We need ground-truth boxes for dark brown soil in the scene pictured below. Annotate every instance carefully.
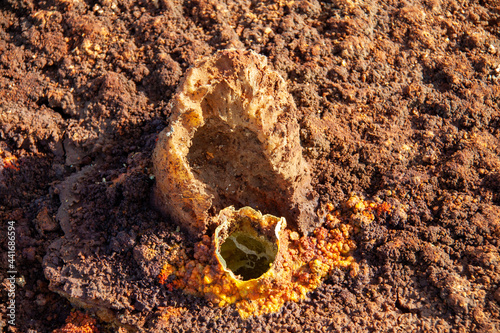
[1,0,500,332]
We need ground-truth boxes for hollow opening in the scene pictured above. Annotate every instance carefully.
[219,230,277,280]
[187,116,283,216]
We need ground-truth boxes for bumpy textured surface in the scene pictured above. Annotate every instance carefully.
[53,311,99,333]
[2,0,500,332]
[153,49,316,236]
[157,205,361,319]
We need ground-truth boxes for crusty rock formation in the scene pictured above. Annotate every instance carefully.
[153,49,317,236]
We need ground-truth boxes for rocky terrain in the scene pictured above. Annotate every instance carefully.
[1,0,500,332]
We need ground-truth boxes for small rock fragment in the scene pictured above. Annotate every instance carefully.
[494,287,500,304]
[36,207,59,232]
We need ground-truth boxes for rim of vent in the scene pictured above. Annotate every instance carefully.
[214,206,286,288]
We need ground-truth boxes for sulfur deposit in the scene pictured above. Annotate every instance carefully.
[158,205,363,318]
[153,49,316,236]
[156,198,396,319]
[53,311,99,333]
[153,50,392,318]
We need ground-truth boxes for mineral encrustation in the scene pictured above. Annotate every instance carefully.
[153,49,317,236]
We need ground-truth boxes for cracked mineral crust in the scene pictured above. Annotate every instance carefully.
[153,49,317,236]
